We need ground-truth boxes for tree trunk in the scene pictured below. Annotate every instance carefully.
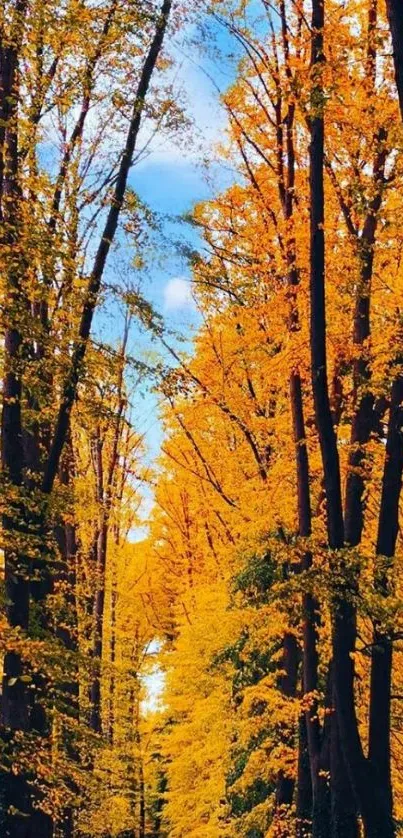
[53,446,79,837]
[1,6,35,833]
[90,515,108,733]
[309,0,344,552]
[386,0,403,120]
[275,632,299,813]
[296,713,313,837]
[330,687,358,838]
[368,374,403,831]
[311,669,332,838]
[108,573,117,745]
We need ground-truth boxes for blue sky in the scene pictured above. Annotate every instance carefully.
[93,14,241,532]
[132,13,239,320]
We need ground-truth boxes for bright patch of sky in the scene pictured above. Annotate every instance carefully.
[141,639,165,713]
[163,276,195,311]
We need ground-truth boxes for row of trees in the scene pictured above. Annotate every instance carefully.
[141,0,403,835]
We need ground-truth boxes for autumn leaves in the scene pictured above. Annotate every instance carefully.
[149,1,403,835]
[2,0,403,836]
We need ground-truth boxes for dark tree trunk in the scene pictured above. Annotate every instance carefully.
[1,0,29,733]
[53,446,79,837]
[139,757,146,838]
[330,688,358,838]
[278,11,325,816]
[90,522,108,733]
[296,714,313,837]
[337,39,386,834]
[309,0,344,552]
[311,670,332,838]
[344,61,387,548]
[108,575,117,744]
[386,0,403,120]
[290,372,333,833]
[275,632,299,811]
[368,374,403,829]
[0,6,35,833]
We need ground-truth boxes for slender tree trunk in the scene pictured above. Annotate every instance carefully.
[296,714,313,837]
[386,0,403,120]
[139,757,146,838]
[0,7,38,834]
[382,16,403,820]
[309,0,344,552]
[90,520,108,733]
[134,693,146,838]
[368,375,403,826]
[344,0,386,547]
[275,632,299,814]
[108,572,117,745]
[344,149,387,548]
[330,685,358,838]
[290,371,333,835]
[311,669,332,838]
[276,12,326,817]
[54,446,79,838]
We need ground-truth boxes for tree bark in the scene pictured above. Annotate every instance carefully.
[309,0,344,552]
[330,685,358,838]
[108,572,117,745]
[296,713,313,837]
[54,445,79,837]
[275,632,299,813]
[368,374,403,827]
[0,6,35,834]
[386,0,403,120]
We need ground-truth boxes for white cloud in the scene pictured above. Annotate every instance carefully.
[163,276,194,311]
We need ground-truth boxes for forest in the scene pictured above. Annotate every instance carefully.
[2,0,403,836]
